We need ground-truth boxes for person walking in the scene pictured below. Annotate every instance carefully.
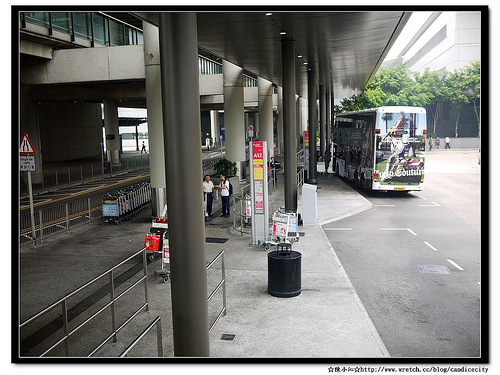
[435,136,440,149]
[445,136,451,149]
[203,175,214,217]
[428,137,433,151]
[270,157,278,184]
[217,174,230,217]
[324,149,332,173]
[141,141,147,154]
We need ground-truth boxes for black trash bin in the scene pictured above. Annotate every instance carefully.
[268,243,301,298]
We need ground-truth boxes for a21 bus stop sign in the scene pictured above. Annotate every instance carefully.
[20,133,36,155]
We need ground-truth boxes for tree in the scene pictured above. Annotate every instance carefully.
[414,69,450,134]
[447,69,471,137]
[460,61,481,137]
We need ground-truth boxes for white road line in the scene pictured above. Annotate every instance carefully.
[447,259,464,271]
[418,202,441,207]
[418,195,428,200]
[374,205,396,207]
[379,228,417,235]
[424,241,438,251]
[323,228,352,231]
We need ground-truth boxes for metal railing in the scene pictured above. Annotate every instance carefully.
[19,249,149,357]
[24,154,150,193]
[231,169,278,236]
[120,316,163,357]
[20,195,103,247]
[207,250,227,333]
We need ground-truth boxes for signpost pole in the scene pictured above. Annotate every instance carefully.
[20,133,37,247]
[27,171,36,247]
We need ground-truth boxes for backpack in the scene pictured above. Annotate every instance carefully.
[228,181,233,196]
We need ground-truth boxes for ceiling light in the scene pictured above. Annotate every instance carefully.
[265,12,272,16]
[303,62,308,65]
[297,55,302,58]
[280,31,286,35]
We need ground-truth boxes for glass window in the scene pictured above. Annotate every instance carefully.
[73,13,92,41]
[23,12,50,28]
[52,12,72,34]
[109,19,124,46]
[92,13,107,45]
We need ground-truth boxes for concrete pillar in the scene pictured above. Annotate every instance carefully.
[296,94,300,148]
[210,110,220,146]
[258,77,274,158]
[277,86,284,155]
[319,84,326,159]
[308,70,318,184]
[158,12,210,357]
[281,39,297,211]
[326,88,331,151]
[103,100,120,164]
[223,59,246,179]
[143,21,167,217]
[20,87,43,184]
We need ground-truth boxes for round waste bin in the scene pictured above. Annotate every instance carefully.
[268,243,301,298]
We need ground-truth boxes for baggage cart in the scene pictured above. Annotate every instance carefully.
[260,208,304,251]
[144,217,168,262]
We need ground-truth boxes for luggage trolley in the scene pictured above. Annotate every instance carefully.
[144,218,170,282]
[261,208,303,251]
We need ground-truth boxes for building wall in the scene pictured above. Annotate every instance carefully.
[407,11,481,73]
[38,102,103,162]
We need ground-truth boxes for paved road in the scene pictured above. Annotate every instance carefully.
[323,150,481,358]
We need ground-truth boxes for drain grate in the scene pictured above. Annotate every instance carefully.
[220,334,236,341]
[417,264,451,274]
[206,237,229,244]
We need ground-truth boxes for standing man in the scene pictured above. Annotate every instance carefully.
[324,149,332,174]
[217,174,230,217]
[445,136,451,149]
[203,175,214,217]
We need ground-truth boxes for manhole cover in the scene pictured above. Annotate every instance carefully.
[417,264,451,274]
[205,237,229,243]
[220,334,236,341]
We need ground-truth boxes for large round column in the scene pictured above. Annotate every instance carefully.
[258,77,274,158]
[143,21,167,217]
[222,60,246,179]
[319,84,326,159]
[308,70,317,184]
[277,86,284,155]
[103,100,120,165]
[158,12,210,357]
[282,38,297,211]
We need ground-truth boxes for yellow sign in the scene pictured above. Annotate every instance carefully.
[254,166,263,180]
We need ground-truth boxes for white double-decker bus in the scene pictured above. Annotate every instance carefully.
[332,106,426,191]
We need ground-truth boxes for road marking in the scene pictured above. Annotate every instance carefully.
[424,241,438,251]
[70,185,105,195]
[323,228,352,231]
[418,195,428,200]
[380,228,417,236]
[418,201,441,207]
[446,259,464,271]
[374,204,396,207]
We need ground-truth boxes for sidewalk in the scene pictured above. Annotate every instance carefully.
[19,171,388,359]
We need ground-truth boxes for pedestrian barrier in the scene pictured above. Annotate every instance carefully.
[19,249,150,357]
[101,182,151,224]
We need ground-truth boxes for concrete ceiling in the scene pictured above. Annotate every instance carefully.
[119,9,411,103]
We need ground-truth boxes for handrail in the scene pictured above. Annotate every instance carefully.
[206,250,226,333]
[119,316,163,357]
[19,248,149,357]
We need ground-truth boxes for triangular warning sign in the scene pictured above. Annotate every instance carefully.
[20,133,36,155]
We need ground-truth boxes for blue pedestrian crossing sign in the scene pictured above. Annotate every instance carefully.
[20,133,35,155]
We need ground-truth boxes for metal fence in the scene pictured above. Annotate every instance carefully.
[19,249,150,357]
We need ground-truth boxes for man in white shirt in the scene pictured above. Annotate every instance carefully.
[203,175,215,217]
[217,174,230,217]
